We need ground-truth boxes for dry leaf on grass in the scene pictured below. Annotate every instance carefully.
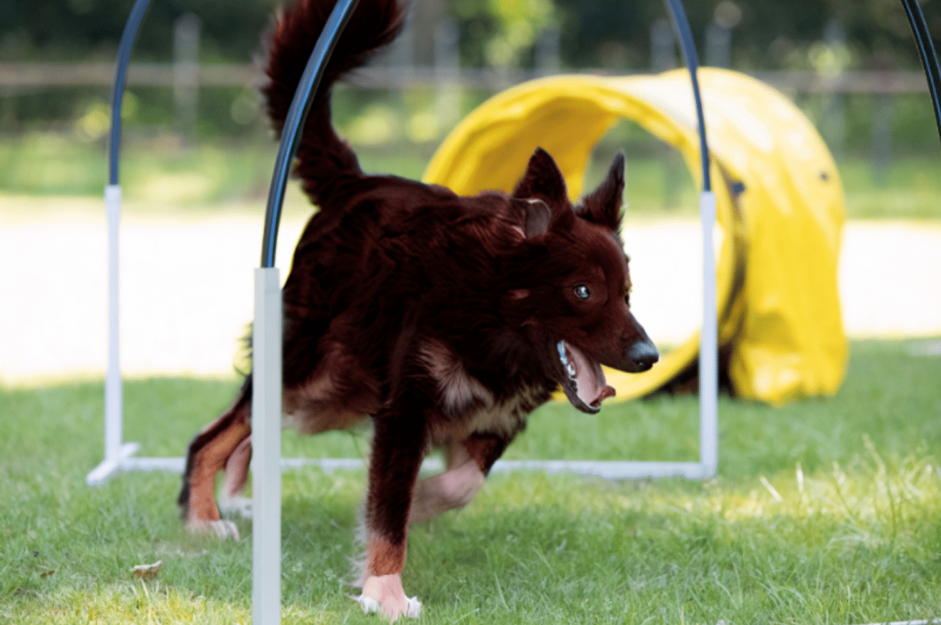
[131,560,162,580]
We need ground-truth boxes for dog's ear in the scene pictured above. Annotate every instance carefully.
[513,147,568,206]
[576,151,625,233]
[510,198,553,238]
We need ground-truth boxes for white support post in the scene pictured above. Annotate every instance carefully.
[105,184,123,465]
[87,185,140,486]
[252,267,282,625]
[699,190,719,478]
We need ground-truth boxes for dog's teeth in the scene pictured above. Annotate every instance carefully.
[557,341,577,379]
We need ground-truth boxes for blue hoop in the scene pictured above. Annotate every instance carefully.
[261,0,361,268]
[108,0,153,186]
[104,0,711,261]
[901,0,941,145]
[663,0,711,193]
[258,0,711,267]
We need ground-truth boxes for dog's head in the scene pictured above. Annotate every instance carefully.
[503,148,659,414]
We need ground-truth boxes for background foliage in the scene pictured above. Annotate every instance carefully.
[3,0,940,68]
[1,0,940,204]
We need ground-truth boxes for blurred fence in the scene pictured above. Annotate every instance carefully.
[0,6,936,165]
[0,61,931,93]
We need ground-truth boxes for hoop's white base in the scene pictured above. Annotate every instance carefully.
[86,455,713,481]
[85,441,141,486]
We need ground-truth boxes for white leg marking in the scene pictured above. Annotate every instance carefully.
[187,518,240,541]
[353,573,421,621]
[219,494,253,520]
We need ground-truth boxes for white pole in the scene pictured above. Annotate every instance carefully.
[86,185,127,487]
[105,184,123,465]
[86,184,141,486]
[699,190,719,478]
[252,267,282,625]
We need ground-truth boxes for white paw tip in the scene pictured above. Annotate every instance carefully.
[220,496,253,520]
[216,520,240,540]
[353,593,381,614]
[404,596,422,618]
[350,594,422,619]
[187,519,239,541]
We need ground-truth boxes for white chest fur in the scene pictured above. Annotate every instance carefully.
[419,339,539,438]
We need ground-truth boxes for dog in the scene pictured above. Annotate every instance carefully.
[177,0,659,619]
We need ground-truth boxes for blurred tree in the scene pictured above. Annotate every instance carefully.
[549,0,939,71]
[0,0,278,62]
[2,0,939,148]
[450,0,557,68]
[1,0,938,70]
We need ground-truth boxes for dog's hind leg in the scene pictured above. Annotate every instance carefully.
[409,434,510,524]
[178,379,253,540]
[219,435,252,519]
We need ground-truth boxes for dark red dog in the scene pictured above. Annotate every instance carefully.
[178,0,658,618]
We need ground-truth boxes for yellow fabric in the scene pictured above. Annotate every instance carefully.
[423,68,847,405]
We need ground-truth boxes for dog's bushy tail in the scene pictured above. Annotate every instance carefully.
[262,0,405,208]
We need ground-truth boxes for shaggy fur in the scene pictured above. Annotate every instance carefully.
[177,0,659,619]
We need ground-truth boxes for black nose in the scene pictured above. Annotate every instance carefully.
[628,339,659,371]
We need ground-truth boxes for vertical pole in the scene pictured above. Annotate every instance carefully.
[822,19,847,159]
[105,184,123,465]
[173,13,201,147]
[434,17,460,134]
[705,22,731,68]
[699,190,718,478]
[252,267,282,625]
[871,91,893,186]
[536,24,561,76]
[650,19,676,72]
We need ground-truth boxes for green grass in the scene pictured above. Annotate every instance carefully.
[1,132,940,220]
[2,339,940,623]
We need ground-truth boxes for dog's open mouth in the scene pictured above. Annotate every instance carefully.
[556,340,616,414]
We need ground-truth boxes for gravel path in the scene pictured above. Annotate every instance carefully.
[2,203,940,384]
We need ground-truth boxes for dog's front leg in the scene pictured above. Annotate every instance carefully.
[409,433,510,524]
[355,409,427,621]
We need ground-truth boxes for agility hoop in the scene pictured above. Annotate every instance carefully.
[665,0,719,479]
[255,2,718,483]
[86,0,153,488]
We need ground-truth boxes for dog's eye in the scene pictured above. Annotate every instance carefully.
[574,285,591,300]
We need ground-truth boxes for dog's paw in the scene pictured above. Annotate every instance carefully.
[186,518,240,541]
[353,574,421,621]
[353,593,382,614]
[219,494,253,520]
[352,594,422,621]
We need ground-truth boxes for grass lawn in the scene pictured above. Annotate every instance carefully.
[1,339,940,623]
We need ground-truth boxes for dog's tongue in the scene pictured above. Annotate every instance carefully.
[565,342,616,408]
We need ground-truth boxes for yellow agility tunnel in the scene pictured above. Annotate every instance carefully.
[423,68,847,406]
